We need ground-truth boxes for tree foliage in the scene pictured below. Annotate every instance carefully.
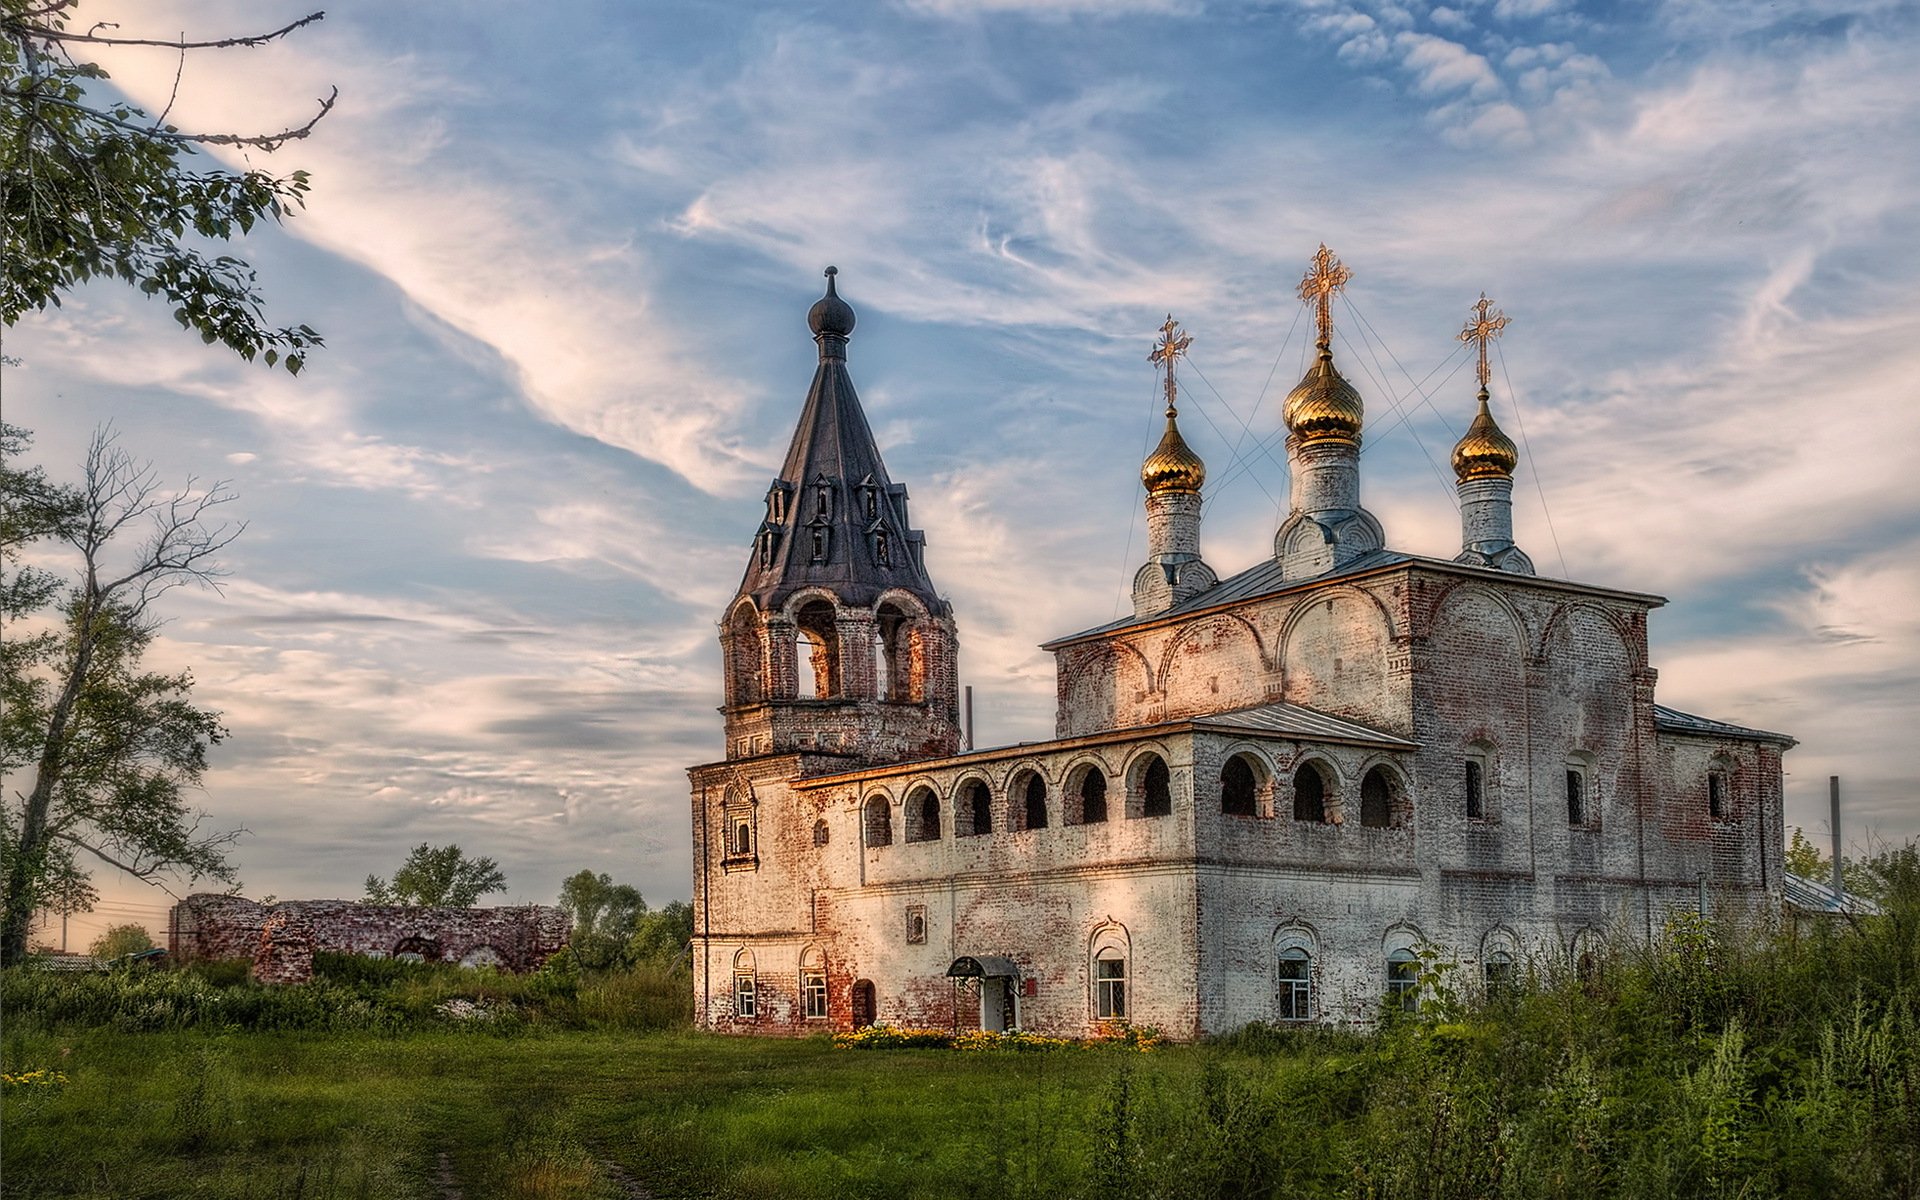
[556,869,691,970]
[1,424,239,964]
[1786,826,1888,900]
[0,0,332,370]
[365,844,507,909]
[86,919,149,959]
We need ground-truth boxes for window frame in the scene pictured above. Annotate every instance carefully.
[1277,947,1313,1021]
[1386,949,1419,1012]
[733,971,757,1019]
[1094,950,1127,1020]
[802,969,828,1019]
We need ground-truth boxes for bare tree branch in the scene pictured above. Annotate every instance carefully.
[0,84,339,150]
[6,10,325,52]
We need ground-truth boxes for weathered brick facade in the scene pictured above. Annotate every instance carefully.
[169,894,570,982]
[691,271,1793,1040]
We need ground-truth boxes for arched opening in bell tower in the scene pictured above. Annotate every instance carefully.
[794,599,840,699]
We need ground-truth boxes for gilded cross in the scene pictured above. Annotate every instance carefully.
[1457,293,1510,390]
[1296,243,1352,347]
[1149,314,1193,417]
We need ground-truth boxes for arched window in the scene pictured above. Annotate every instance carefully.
[1293,762,1326,822]
[1483,949,1515,994]
[1464,759,1484,820]
[1565,758,1590,826]
[1386,949,1419,1012]
[812,818,830,846]
[960,780,992,836]
[800,947,828,1019]
[1071,767,1108,825]
[733,948,757,1019]
[863,795,892,847]
[794,599,839,699]
[1360,766,1396,828]
[874,601,924,704]
[724,604,764,707]
[1278,947,1313,1021]
[1142,756,1172,818]
[1094,949,1127,1019]
[851,979,876,1029]
[905,786,940,843]
[1221,755,1259,817]
[1707,770,1727,820]
[733,820,752,857]
[1016,772,1048,831]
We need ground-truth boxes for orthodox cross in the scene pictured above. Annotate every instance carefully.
[1296,243,1352,347]
[1457,293,1510,390]
[1149,314,1193,417]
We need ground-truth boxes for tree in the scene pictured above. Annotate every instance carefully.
[0,425,239,964]
[627,899,692,968]
[1,0,332,371]
[558,869,646,969]
[365,844,507,909]
[87,920,150,959]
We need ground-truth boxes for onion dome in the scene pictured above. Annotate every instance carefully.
[1283,341,1365,444]
[1451,387,1519,481]
[1142,410,1206,494]
[807,266,856,338]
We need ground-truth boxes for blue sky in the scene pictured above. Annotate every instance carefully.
[7,0,1918,946]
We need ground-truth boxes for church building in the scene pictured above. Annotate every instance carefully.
[688,251,1793,1038]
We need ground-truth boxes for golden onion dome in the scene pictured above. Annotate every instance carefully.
[1142,411,1206,494]
[1283,342,1364,444]
[1451,388,1519,482]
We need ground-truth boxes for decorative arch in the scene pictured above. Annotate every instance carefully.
[873,591,932,704]
[790,595,843,700]
[1278,585,1396,718]
[1424,579,1528,646]
[1122,745,1175,819]
[1274,922,1319,1021]
[1290,755,1338,823]
[1218,744,1276,818]
[1535,600,1645,670]
[1008,765,1049,831]
[904,783,941,842]
[1158,614,1269,720]
[1063,756,1113,825]
[862,792,894,847]
[722,598,766,707]
[952,774,994,836]
[1357,759,1411,829]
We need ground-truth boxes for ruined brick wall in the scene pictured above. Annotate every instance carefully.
[169,895,570,979]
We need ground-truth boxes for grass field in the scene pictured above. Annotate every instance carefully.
[4,861,1918,1200]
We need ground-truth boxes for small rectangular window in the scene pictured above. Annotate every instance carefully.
[905,904,927,945]
[1565,769,1585,826]
[1708,772,1726,819]
[802,970,827,1019]
[1464,759,1484,820]
[1095,955,1127,1019]
[734,973,756,1018]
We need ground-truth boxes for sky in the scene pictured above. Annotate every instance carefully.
[5,0,1918,950]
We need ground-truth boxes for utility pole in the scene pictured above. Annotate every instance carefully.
[1830,775,1844,902]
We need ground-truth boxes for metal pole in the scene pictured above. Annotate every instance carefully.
[964,685,974,752]
[1829,775,1844,901]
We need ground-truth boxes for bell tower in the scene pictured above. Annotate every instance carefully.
[717,268,961,766]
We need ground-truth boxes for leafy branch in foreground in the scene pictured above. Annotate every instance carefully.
[0,0,332,371]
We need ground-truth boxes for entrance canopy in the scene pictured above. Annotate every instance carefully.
[947,954,1020,979]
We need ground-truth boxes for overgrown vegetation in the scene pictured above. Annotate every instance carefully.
[3,843,1915,1199]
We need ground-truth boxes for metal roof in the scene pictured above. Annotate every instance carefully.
[1784,871,1881,916]
[1193,701,1418,748]
[1653,704,1796,746]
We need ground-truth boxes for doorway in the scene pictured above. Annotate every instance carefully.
[851,979,876,1029]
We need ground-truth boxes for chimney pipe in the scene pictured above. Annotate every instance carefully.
[1829,775,1844,901]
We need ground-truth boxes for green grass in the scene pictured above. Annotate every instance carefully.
[4,850,1917,1199]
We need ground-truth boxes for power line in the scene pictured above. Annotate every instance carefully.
[1494,341,1570,580]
